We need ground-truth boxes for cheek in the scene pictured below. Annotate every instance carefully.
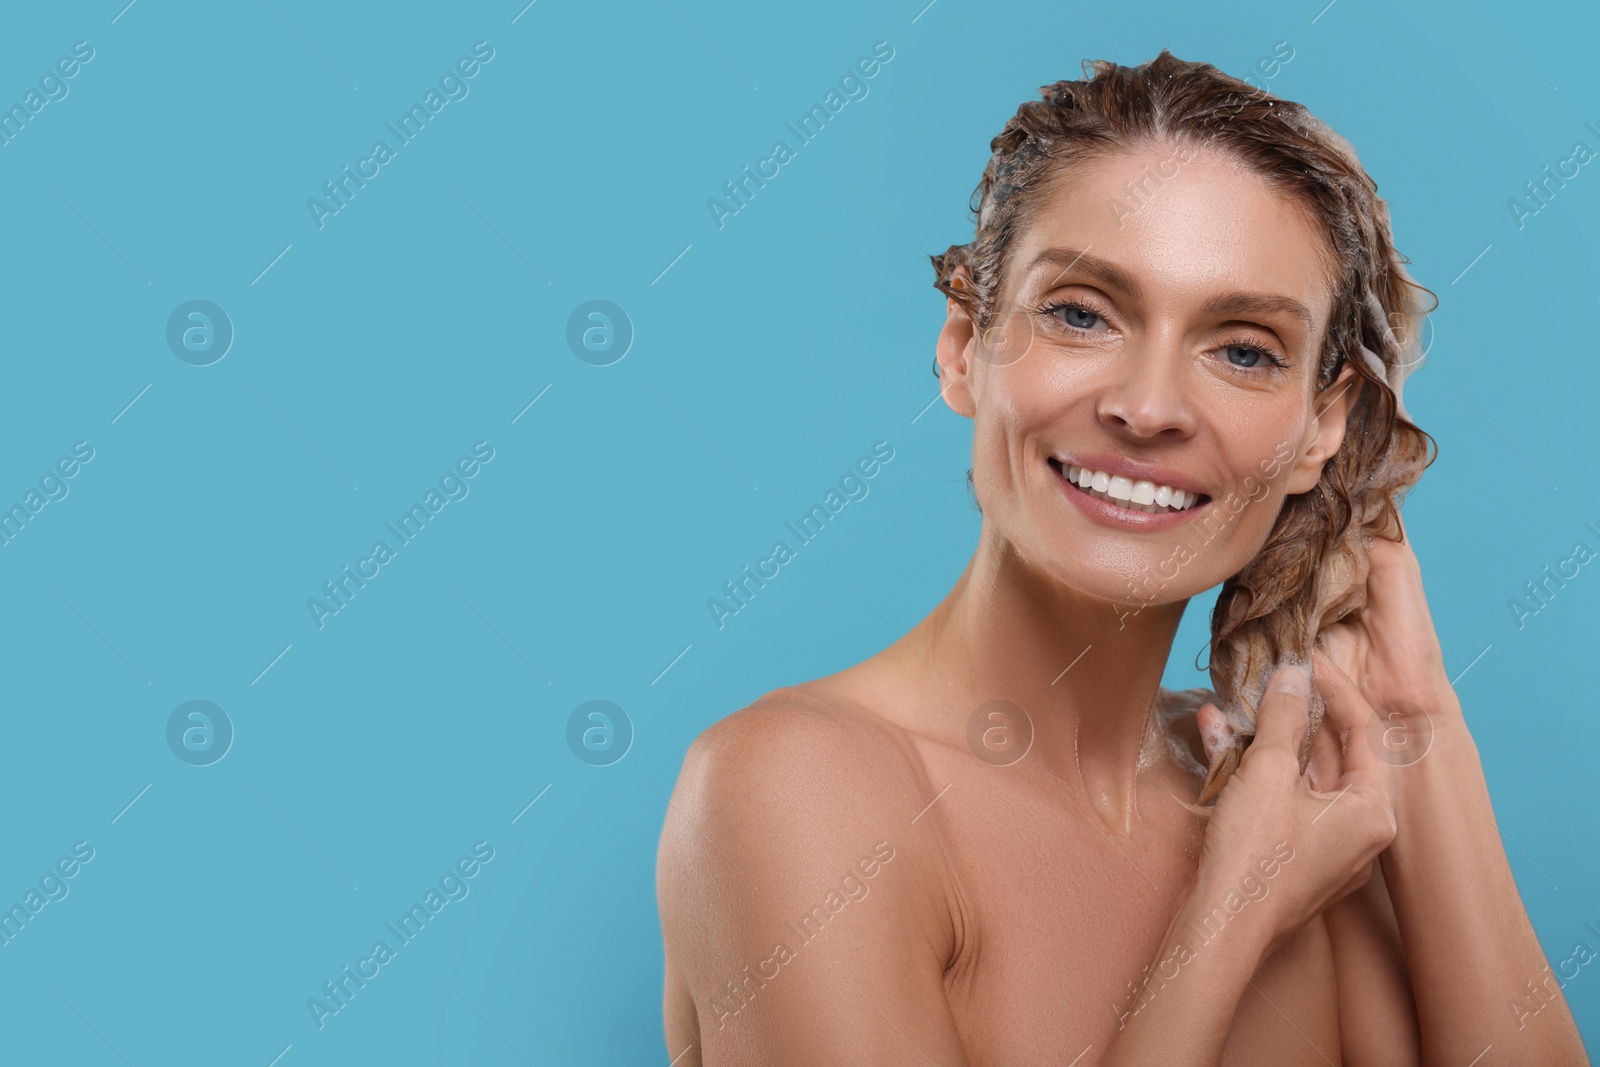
[975,357,1053,443]
[968,391,1032,497]
[976,309,1039,368]
[1214,403,1310,493]
[986,338,1098,439]
[1226,494,1287,552]
[1187,474,1290,575]
[967,366,1070,525]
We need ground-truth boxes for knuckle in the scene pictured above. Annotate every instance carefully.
[1365,808,1398,850]
[1329,791,1397,851]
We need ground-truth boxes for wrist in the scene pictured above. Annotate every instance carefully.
[1368,684,1471,776]
[1389,719,1485,838]
[1178,865,1281,971]
[1403,704,1480,780]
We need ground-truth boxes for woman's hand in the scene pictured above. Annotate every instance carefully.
[1315,510,1462,729]
[1190,662,1398,962]
[1107,666,1400,1065]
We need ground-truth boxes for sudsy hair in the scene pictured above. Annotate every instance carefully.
[929,49,1438,805]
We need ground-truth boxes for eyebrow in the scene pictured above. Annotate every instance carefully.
[1024,246,1317,338]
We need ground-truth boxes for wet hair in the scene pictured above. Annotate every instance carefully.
[929,49,1438,805]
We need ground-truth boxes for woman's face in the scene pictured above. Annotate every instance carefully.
[937,140,1359,613]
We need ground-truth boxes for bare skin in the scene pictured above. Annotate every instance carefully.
[656,142,1590,1065]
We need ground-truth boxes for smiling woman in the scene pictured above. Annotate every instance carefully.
[657,49,1590,1066]
[929,75,1438,804]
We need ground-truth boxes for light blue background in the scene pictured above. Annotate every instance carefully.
[0,0,1595,1063]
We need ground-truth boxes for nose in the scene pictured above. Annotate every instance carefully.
[1092,336,1198,442]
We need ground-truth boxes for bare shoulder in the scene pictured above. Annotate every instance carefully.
[659,683,948,886]
[675,684,932,810]
[656,684,965,1063]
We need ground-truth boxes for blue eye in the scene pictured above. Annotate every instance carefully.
[1036,299,1289,372]
[1215,338,1289,371]
[1225,344,1265,368]
[1056,305,1102,330]
[1037,300,1112,332]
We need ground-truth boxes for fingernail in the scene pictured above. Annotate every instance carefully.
[1268,662,1309,696]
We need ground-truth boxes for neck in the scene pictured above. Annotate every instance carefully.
[905,521,1192,832]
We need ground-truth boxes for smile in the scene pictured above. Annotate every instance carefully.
[1048,456,1213,530]
[1053,459,1206,513]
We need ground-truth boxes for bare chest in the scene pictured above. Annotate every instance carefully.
[921,751,1342,1065]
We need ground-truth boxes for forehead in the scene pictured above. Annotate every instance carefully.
[1004,143,1336,323]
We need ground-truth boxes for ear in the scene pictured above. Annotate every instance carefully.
[935,268,980,419]
[1285,362,1362,495]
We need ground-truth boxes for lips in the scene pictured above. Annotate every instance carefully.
[1048,456,1213,530]
[1057,461,1204,514]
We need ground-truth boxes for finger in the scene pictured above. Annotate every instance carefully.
[1310,649,1383,779]
[1251,662,1312,758]
[1316,624,1360,680]
[1304,700,1345,791]
[1311,648,1372,733]
[1360,517,1434,632]
[1196,702,1234,767]
[1313,633,1383,711]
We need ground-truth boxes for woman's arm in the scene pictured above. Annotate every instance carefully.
[1369,690,1586,1064]
[1098,868,1282,1064]
[1320,858,1422,1063]
[1310,516,1589,1065]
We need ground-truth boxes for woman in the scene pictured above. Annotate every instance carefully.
[656,50,1589,1065]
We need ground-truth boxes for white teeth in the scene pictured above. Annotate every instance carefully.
[1059,461,1202,513]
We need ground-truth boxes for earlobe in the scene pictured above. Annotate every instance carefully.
[1285,365,1362,495]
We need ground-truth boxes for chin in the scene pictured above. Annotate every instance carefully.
[1032,533,1240,615]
